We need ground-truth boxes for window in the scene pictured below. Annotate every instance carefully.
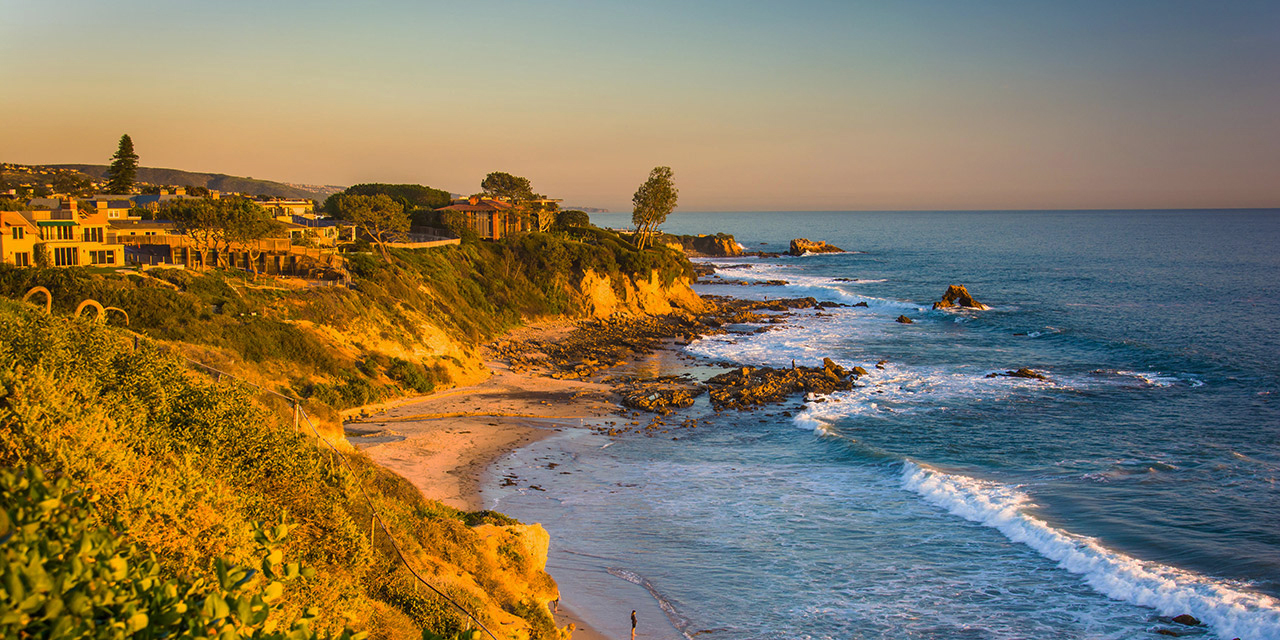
[53,246,78,266]
[89,250,116,265]
[56,226,74,241]
[83,227,103,243]
[11,227,23,240]
[14,252,30,267]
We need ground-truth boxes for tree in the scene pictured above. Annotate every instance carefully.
[555,209,591,229]
[105,134,139,194]
[323,183,451,216]
[227,207,284,278]
[480,172,534,202]
[331,193,408,261]
[163,197,271,269]
[631,166,678,249]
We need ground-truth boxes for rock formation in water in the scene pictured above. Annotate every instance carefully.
[896,315,914,324]
[932,284,989,310]
[985,368,1049,380]
[787,238,845,256]
[661,233,744,257]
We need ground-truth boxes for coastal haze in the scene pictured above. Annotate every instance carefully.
[3,1,1279,211]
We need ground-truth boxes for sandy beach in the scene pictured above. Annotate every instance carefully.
[347,321,625,639]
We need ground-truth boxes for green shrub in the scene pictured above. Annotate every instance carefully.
[0,465,361,640]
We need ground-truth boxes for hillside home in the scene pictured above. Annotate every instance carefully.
[5,198,124,267]
[256,197,314,217]
[0,211,40,267]
[435,196,529,240]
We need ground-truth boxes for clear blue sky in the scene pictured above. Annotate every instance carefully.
[3,0,1277,210]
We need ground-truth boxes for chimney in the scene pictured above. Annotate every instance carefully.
[469,195,480,205]
[174,187,186,195]
[159,188,169,195]
[96,200,106,209]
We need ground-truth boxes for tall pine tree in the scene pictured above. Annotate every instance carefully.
[105,134,139,194]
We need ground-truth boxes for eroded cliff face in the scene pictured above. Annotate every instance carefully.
[415,523,563,640]
[577,269,705,318]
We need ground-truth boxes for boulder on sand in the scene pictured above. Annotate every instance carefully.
[932,285,989,310]
[788,238,845,256]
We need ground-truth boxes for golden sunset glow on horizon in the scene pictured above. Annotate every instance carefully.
[3,1,1278,211]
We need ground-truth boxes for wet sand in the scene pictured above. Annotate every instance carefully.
[347,322,622,639]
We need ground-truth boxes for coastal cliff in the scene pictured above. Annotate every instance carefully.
[0,227,701,639]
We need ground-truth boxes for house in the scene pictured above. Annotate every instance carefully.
[0,211,40,267]
[256,197,314,218]
[86,196,137,221]
[279,214,345,246]
[435,196,529,240]
[4,198,124,267]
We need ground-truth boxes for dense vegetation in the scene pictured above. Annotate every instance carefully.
[0,229,689,414]
[0,225,693,638]
[0,300,558,639]
[325,184,452,214]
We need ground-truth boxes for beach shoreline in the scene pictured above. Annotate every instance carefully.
[347,320,633,640]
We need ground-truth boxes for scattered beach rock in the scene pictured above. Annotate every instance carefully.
[875,360,888,369]
[985,368,1049,380]
[896,315,914,324]
[1171,615,1201,627]
[932,284,990,310]
[852,301,869,307]
[787,238,845,256]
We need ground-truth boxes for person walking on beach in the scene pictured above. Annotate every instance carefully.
[631,610,637,639]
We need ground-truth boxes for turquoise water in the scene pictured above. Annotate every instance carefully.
[491,211,1280,640]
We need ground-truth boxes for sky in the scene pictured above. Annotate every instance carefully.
[2,0,1278,211]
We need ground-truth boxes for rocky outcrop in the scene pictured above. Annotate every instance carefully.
[661,233,744,257]
[932,285,989,310]
[620,377,706,414]
[706,359,865,410]
[985,368,1048,380]
[1170,615,1201,627]
[788,238,845,256]
[896,315,914,324]
[576,269,706,317]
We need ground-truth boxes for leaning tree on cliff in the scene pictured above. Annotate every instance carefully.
[631,166,678,249]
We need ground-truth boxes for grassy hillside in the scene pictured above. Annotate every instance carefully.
[49,164,345,200]
[0,299,562,639]
[0,230,694,428]
[0,229,698,638]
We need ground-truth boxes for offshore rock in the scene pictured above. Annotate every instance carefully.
[896,315,914,324]
[985,368,1049,380]
[1170,615,1201,627]
[706,360,864,410]
[788,238,845,256]
[932,284,990,310]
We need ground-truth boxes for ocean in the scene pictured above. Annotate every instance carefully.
[489,210,1280,640]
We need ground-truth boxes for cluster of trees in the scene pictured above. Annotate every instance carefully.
[161,198,282,274]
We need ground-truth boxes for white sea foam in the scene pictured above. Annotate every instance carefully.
[902,461,1280,640]
[792,362,1055,429]
[707,262,917,309]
